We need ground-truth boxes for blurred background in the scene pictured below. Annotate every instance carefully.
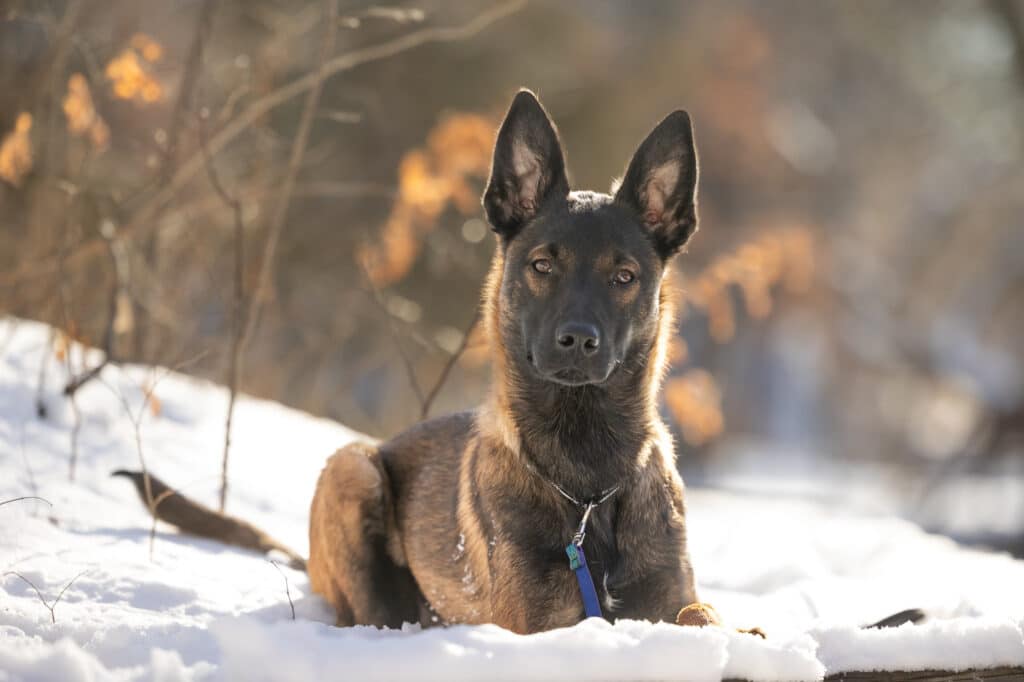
[1,1,1022,554]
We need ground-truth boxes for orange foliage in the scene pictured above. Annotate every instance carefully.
[359,113,495,285]
[143,380,162,418]
[130,33,164,63]
[54,331,69,363]
[0,113,33,187]
[664,225,815,445]
[105,34,164,104]
[63,74,110,150]
[664,369,724,447]
[680,226,814,343]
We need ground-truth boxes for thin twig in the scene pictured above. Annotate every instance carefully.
[67,389,82,482]
[148,488,178,556]
[0,317,19,357]
[0,496,53,508]
[55,213,84,481]
[19,425,41,503]
[35,328,55,419]
[100,351,208,559]
[268,559,296,620]
[63,218,122,399]
[102,377,155,554]
[219,0,338,513]
[199,109,247,517]
[160,0,219,190]
[0,1,527,290]
[238,0,339,353]
[136,0,219,359]
[358,259,425,409]
[991,0,1024,88]
[38,0,84,172]
[63,361,108,396]
[3,570,88,624]
[161,180,396,227]
[420,308,480,419]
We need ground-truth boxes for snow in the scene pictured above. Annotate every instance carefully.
[1,317,1023,681]
[813,618,1024,674]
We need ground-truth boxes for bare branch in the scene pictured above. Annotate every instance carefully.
[0,0,527,290]
[3,570,88,624]
[19,425,41,504]
[35,328,55,419]
[218,0,339,512]
[161,0,219,184]
[55,212,85,481]
[148,489,178,559]
[358,258,425,411]
[421,309,480,420]
[63,218,123,400]
[63,361,108,396]
[37,0,85,169]
[0,496,53,508]
[268,560,296,620]
[990,0,1024,87]
[198,109,248,517]
[238,0,339,352]
[51,570,89,614]
[100,351,208,560]
[136,0,219,358]
[67,391,82,482]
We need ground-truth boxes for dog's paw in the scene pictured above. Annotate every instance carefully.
[675,602,722,627]
[675,603,767,638]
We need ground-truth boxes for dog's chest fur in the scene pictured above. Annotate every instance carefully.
[385,415,691,632]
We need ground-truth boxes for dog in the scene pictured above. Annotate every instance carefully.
[118,90,920,636]
[306,90,703,632]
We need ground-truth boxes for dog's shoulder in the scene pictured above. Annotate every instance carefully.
[379,410,478,499]
[381,409,477,455]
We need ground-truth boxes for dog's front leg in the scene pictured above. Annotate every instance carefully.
[487,547,589,633]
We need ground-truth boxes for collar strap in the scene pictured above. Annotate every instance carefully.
[522,458,621,509]
[564,494,616,620]
[519,459,619,621]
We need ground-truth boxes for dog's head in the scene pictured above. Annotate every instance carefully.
[482,90,698,390]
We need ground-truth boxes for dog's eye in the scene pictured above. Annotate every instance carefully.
[532,258,553,274]
[613,269,635,285]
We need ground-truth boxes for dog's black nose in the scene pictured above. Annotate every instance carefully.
[555,321,601,356]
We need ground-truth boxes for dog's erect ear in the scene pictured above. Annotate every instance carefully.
[614,111,699,259]
[483,90,569,242]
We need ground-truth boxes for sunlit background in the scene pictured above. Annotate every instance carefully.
[2,1,1022,554]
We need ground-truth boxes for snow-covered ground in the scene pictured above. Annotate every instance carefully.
[1,317,1022,681]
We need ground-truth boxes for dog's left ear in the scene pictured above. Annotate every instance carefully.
[614,111,699,259]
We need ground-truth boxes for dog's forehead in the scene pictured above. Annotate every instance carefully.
[567,190,614,213]
[524,191,652,260]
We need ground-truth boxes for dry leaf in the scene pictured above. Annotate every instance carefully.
[0,113,33,187]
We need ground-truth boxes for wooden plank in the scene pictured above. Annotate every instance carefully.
[824,666,1024,681]
[726,666,1024,682]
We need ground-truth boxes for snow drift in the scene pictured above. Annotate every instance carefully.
[1,318,1023,681]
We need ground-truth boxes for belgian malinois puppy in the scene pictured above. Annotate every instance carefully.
[306,90,706,632]
[118,90,924,636]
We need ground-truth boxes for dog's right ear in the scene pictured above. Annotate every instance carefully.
[483,90,569,242]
